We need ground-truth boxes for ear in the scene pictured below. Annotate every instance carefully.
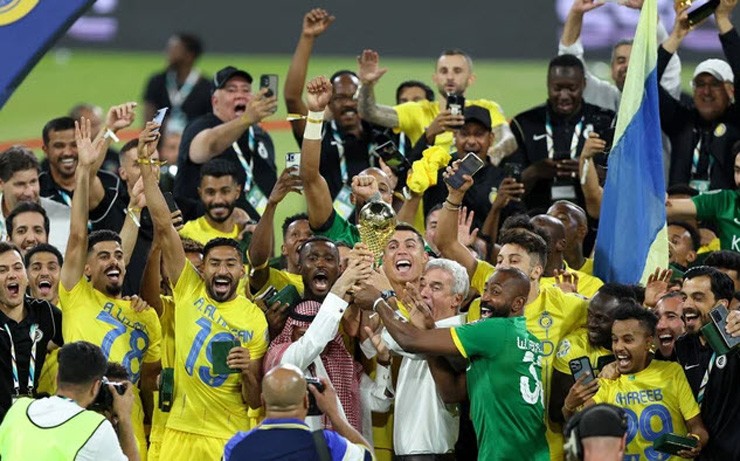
[488,132,495,144]
[83,262,92,278]
[530,263,544,281]
[118,166,128,182]
[468,73,477,87]
[686,250,697,264]
[452,293,464,309]
[576,224,588,241]
[511,296,526,315]
[555,238,567,253]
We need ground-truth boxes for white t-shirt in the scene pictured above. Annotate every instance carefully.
[27,396,127,461]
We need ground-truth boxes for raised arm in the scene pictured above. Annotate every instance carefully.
[435,160,478,279]
[188,90,277,164]
[481,177,525,242]
[356,50,399,128]
[139,122,187,285]
[248,167,302,292]
[140,242,164,316]
[716,0,739,90]
[285,9,335,141]
[300,76,336,229]
[560,0,603,47]
[579,133,605,219]
[60,118,103,291]
[120,177,145,265]
[666,198,697,220]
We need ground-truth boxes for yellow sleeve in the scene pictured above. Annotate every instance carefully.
[466,298,481,323]
[178,220,198,241]
[561,293,589,336]
[468,99,508,128]
[58,277,93,313]
[470,260,495,294]
[575,271,604,298]
[674,364,701,421]
[142,310,163,364]
[173,262,201,299]
[553,336,579,374]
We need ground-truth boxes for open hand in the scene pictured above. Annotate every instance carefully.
[74,117,105,167]
[357,49,388,85]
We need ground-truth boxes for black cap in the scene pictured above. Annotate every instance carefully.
[213,66,253,90]
[577,404,628,439]
[463,105,492,131]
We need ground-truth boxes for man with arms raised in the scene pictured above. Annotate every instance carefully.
[59,119,162,458]
[139,121,268,460]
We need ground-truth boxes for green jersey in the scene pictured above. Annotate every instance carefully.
[692,190,740,251]
[314,211,360,247]
[451,316,550,461]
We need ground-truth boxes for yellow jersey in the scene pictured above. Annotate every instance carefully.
[59,278,162,458]
[179,216,240,245]
[578,258,594,276]
[593,360,700,461]
[540,263,603,298]
[151,295,176,447]
[553,327,612,375]
[394,99,508,149]
[167,262,269,439]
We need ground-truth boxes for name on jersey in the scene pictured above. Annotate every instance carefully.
[102,302,150,334]
[614,389,664,406]
[517,337,542,354]
[194,297,255,343]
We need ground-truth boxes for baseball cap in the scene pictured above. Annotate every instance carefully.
[692,59,734,84]
[213,66,253,90]
[463,105,492,131]
[577,404,628,439]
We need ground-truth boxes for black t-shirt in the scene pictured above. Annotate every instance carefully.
[174,113,276,221]
[293,120,379,199]
[39,169,123,226]
[0,297,63,422]
[143,70,212,131]
[675,334,740,460]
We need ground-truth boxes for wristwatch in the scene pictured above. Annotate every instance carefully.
[380,290,396,301]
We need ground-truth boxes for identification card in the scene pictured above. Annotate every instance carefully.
[333,185,355,221]
[247,186,268,216]
[551,184,577,201]
[689,180,710,194]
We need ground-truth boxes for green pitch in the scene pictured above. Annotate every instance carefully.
[0,50,698,251]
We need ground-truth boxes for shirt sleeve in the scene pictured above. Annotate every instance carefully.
[553,337,576,374]
[51,305,64,346]
[323,430,373,461]
[451,319,506,359]
[143,310,162,364]
[58,277,93,314]
[173,261,201,300]
[394,101,425,141]
[280,293,348,370]
[470,259,495,294]
[80,419,128,461]
[244,304,269,360]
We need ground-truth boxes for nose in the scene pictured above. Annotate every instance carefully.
[656,315,668,331]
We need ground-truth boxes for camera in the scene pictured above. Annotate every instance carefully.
[446,93,465,116]
[305,376,325,416]
[372,132,410,176]
[90,377,127,412]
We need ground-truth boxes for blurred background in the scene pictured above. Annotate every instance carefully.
[0,0,732,245]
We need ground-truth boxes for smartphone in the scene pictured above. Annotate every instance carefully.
[687,0,720,26]
[444,152,485,189]
[152,107,168,132]
[286,152,300,176]
[653,433,698,455]
[373,138,410,175]
[701,304,740,354]
[503,163,523,182]
[446,93,465,116]
[260,74,279,99]
[266,285,301,309]
[163,191,179,213]
[305,376,325,416]
[211,340,241,375]
[158,367,174,412]
[569,356,596,385]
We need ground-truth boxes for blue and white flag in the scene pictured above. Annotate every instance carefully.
[594,0,668,284]
[0,0,94,109]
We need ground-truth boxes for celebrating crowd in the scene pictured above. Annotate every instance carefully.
[0,0,739,460]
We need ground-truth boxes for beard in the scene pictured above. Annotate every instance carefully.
[206,202,236,223]
[105,284,123,297]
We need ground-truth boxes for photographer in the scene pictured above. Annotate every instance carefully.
[224,364,373,461]
[0,341,139,461]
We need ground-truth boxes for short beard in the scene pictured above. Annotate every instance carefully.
[206,283,235,303]
[105,284,123,297]
[207,204,235,223]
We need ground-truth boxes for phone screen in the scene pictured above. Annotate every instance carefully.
[260,74,278,99]
[152,107,168,132]
[569,357,595,385]
[444,152,485,189]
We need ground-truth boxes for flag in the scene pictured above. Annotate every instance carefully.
[593,0,668,284]
[0,0,94,109]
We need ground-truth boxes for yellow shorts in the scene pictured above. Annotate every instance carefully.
[148,440,161,461]
[160,427,229,461]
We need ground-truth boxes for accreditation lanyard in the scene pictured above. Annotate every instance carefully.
[4,323,41,397]
[232,127,257,192]
[330,121,349,185]
[697,352,716,406]
[545,112,584,160]
[398,132,407,156]
[691,134,714,177]
[165,69,200,109]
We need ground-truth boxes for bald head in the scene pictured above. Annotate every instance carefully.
[495,267,531,299]
[262,365,308,414]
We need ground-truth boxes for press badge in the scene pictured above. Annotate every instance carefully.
[247,186,268,216]
[551,184,577,201]
[333,185,355,220]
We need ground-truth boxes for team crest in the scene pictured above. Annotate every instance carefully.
[0,0,39,25]
[716,355,727,369]
[538,311,553,330]
[556,339,571,358]
[714,123,726,138]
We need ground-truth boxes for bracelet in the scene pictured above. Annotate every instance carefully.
[303,110,324,140]
[445,199,462,207]
[687,433,701,442]
[443,200,461,211]
[372,297,385,312]
[103,128,120,143]
[136,158,167,166]
[126,207,141,228]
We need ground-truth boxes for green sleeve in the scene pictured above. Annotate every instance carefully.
[312,210,360,247]
[692,190,730,222]
[453,319,506,359]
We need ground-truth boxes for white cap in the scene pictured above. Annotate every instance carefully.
[693,59,734,83]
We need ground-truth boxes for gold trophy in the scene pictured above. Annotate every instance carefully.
[358,200,397,262]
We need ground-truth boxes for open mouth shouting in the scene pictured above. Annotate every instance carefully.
[615,351,632,373]
[212,276,233,298]
[6,281,20,299]
[58,156,78,172]
[37,279,53,298]
[311,270,330,293]
[105,267,121,285]
[234,104,247,117]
